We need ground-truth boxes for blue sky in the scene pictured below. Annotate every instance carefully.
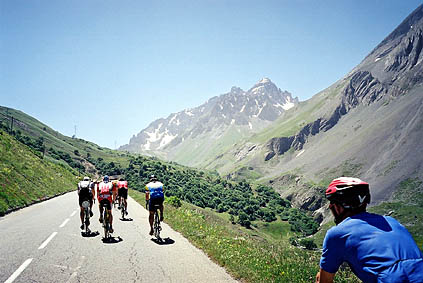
[1,1,422,149]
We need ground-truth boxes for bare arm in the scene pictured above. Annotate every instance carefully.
[315,269,335,283]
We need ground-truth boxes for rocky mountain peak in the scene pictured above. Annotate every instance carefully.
[248,78,279,95]
[120,78,298,158]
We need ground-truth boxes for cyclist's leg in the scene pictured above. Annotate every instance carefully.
[79,206,85,229]
[118,189,122,207]
[99,199,104,223]
[149,211,154,235]
[148,199,154,235]
[159,198,164,221]
[123,189,128,213]
[108,200,114,232]
[89,194,94,217]
[78,196,85,229]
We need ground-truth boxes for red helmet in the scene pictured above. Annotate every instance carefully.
[326,177,370,209]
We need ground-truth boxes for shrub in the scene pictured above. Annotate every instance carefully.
[166,196,182,208]
[299,238,317,250]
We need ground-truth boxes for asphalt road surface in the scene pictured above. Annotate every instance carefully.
[0,191,237,283]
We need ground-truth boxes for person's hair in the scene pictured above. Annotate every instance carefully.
[119,178,124,181]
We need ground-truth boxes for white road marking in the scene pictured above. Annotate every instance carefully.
[59,218,70,228]
[70,210,77,217]
[38,232,58,250]
[4,258,33,283]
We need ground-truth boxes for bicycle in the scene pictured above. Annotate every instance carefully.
[81,200,91,234]
[102,203,113,239]
[152,204,162,241]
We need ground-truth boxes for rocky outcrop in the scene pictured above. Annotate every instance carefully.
[264,71,388,160]
[264,6,423,162]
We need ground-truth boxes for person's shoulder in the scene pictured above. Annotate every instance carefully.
[326,218,357,237]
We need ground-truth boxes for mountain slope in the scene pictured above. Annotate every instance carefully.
[216,4,423,209]
[120,78,298,167]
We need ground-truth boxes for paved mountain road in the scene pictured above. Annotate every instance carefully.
[0,191,237,283]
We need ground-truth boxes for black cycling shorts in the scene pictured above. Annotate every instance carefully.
[118,188,128,199]
[148,197,164,212]
[79,194,93,207]
[100,198,112,210]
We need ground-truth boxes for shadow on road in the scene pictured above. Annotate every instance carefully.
[120,217,133,222]
[81,230,100,238]
[151,237,175,245]
[102,236,123,244]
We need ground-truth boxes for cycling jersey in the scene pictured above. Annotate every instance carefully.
[118,181,128,189]
[145,181,164,200]
[117,181,128,199]
[320,212,423,282]
[98,181,113,203]
[78,180,91,195]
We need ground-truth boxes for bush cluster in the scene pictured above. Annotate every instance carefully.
[124,156,318,235]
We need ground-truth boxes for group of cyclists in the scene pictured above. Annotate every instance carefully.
[78,174,423,282]
[77,174,164,236]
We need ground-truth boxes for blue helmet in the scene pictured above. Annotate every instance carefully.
[103,175,109,182]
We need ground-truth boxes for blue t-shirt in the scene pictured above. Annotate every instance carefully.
[320,212,423,282]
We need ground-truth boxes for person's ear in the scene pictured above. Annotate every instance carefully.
[334,203,344,215]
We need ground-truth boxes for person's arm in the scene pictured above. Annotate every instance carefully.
[145,185,150,200]
[145,185,150,208]
[315,269,335,283]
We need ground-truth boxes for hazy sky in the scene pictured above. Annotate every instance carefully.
[1,1,422,149]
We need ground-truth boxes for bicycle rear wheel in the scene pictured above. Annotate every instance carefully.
[103,209,109,238]
[154,210,161,240]
[84,207,90,233]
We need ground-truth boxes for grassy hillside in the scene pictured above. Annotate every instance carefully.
[130,189,359,283]
[0,129,78,215]
[0,106,130,176]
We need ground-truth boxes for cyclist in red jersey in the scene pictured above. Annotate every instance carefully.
[97,175,116,233]
[117,178,128,214]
